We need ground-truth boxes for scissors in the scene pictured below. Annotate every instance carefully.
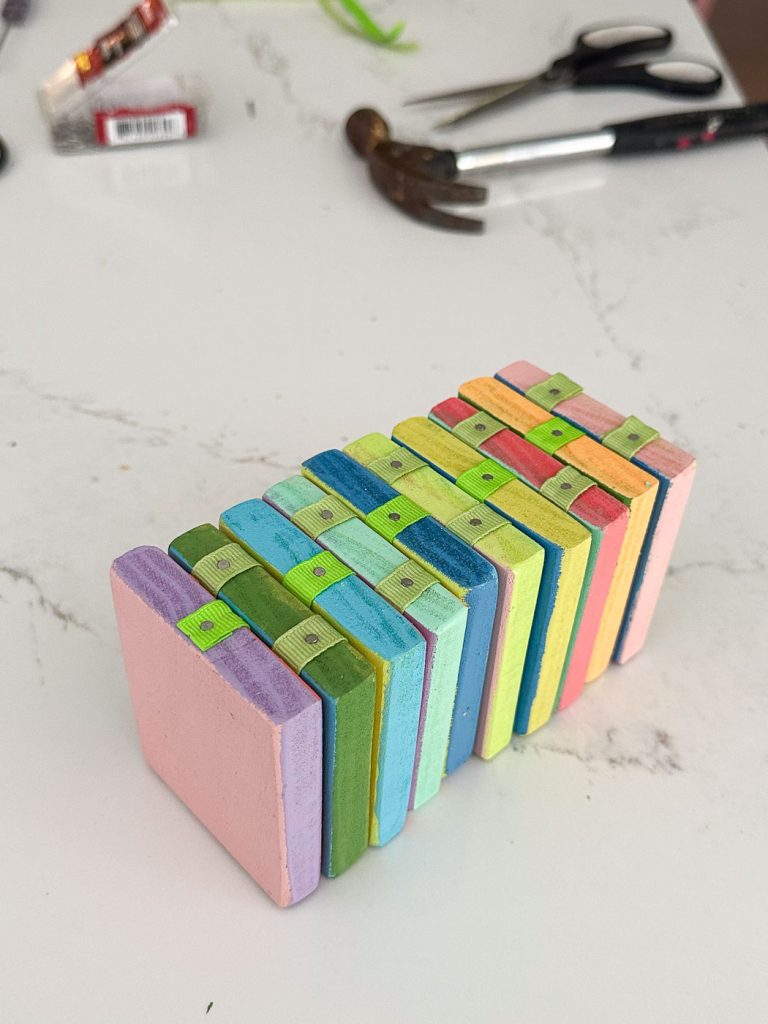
[407,22,723,129]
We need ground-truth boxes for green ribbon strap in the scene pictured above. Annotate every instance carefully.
[176,600,247,652]
[525,372,583,412]
[451,411,506,450]
[273,614,344,673]
[602,415,659,459]
[539,466,595,511]
[524,417,584,455]
[447,504,508,545]
[366,495,428,542]
[282,551,352,607]
[367,447,425,485]
[375,559,437,611]
[292,495,356,540]
[455,458,516,501]
[191,542,256,594]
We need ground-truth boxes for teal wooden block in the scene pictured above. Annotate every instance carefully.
[264,475,468,810]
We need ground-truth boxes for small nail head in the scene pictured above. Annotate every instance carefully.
[312,566,326,577]
[319,509,334,520]
[627,432,640,442]
[549,387,561,396]
[474,423,487,432]
[304,633,319,645]
[400,577,414,588]
[560,482,572,491]
[388,512,401,522]
[552,429,563,437]
[199,620,214,632]
[390,460,403,469]
[216,558,231,570]
[482,473,493,481]
[470,517,482,526]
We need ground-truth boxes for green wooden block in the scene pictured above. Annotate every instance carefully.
[168,523,376,878]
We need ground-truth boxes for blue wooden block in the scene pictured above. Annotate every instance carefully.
[302,449,498,775]
[220,498,426,847]
[265,474,468,809]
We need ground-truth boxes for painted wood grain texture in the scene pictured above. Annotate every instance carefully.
[264,475,467,810]
[497,360,696,664]
[220,499,426,847]
[392,418,591,735]
[301,449,499,774]
[431,396,629,706]
[344,433,544,758]
[459,377,659,679]
[168,523,375,878]
[110,546,322,908]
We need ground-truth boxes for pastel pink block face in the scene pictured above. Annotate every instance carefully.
[111,546,322,908]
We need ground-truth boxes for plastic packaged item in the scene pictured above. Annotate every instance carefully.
[39,0,176,120]
[49,75,205,153]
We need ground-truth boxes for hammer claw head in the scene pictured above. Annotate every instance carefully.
[346,107,488,233]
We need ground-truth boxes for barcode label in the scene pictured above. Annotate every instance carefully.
[102,110,189,146]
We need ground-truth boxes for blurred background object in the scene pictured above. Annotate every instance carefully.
[693,0,768,100]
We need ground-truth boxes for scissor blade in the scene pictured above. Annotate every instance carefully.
[435,76,550,130]
[405,76,534,106]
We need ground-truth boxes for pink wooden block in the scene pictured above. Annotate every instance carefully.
[498,361,696,663]
[111,546,322,908]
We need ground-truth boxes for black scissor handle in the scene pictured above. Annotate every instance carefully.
[550,22,673,78]
[573,59,722,97]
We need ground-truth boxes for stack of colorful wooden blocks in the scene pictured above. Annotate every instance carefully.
[111,362,696,907]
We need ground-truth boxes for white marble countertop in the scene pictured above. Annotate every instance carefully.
[2,1,767,1020]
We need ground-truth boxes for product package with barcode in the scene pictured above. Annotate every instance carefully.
[38,1,206,155]
[48,75,207,154]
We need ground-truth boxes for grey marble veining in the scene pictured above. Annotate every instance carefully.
[1,0,767,1021]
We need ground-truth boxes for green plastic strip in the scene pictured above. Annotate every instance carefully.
[602,415,660,459]
[273,614,344,674]
[366,494,428,542]
[524,416,584,455]
[539,466,596,511]
[282,551,353,607]
[176,600,247,652]
[451,411,506,450]
[317,0,416,51]
[191,542,257,594]
[367,448,425,485]
[292,494,356,540]
[446,504,508,545]
[525,372,583,412]
[375,559,437,611]
[455,458,516,501]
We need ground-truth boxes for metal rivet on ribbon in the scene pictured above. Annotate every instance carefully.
[524,372,583,412]
[272,614,344,673]
[176,599,247,652]
[282,551,352,607]
[366,494,428,542]
[446,504,508,545]
[191,542,258,595]
[292,494,356,540]
[375,559,438,611]
[602,415,660,459]
[539,465,596,511]
[455,458,516,501]
[451,410,506,450]
[524,416,584,455]
[367,447,425,485]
